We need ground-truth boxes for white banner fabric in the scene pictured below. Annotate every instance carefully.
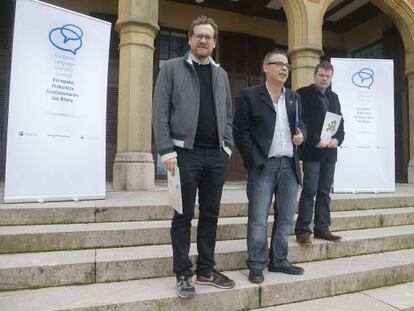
[331,58,395,193]
[4,0,111,203]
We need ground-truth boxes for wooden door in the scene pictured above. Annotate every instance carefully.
[219,32,275,180]
[383,26,409,183]
[219,32,248,180]
[90,13,119,181]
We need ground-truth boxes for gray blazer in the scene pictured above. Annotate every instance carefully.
[152,52,234,162]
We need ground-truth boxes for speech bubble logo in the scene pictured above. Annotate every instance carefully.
[352,68,374,89]
[49,24,83,55]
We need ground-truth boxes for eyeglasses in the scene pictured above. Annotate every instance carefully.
[193,34,215,42]
[267,61,292,70]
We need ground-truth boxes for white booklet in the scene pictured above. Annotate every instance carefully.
[167,166,183,214]
[320,111,342,144]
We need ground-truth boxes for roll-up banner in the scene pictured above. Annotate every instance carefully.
[4,0,111,203]
[331,58,395,193]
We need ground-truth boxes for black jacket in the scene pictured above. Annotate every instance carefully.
[297,84,345,162]
[233,84,306,185]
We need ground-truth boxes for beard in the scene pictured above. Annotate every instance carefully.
[192,45,212,58]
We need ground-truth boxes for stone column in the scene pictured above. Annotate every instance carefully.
[408,70,414,182]
[279,0,333,89]
[289,46,323,89]
[113,0,159,190]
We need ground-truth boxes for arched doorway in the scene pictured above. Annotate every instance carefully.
[369,0,414,182]
[320,0,410,182]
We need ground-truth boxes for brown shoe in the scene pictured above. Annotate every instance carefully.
[314,232,342,242]
[296,234,312,246]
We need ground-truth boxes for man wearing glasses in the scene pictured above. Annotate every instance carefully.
[233,49,306,284]
[153,16,234,299]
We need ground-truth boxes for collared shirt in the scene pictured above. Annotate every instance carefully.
[266,83,293,158]
[189,52,211,65]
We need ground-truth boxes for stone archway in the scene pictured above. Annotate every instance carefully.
[280,0,414,182]
[278,0,334,89]
[369,0,414,182]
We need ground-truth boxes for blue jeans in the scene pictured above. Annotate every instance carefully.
[295,160,336,236]
[246,157,299,270]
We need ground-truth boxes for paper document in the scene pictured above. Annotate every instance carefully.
[320,112,342,144]
[167,166,183,214]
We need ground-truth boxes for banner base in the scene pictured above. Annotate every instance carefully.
[3,193,106,204]
[333,188,395,194]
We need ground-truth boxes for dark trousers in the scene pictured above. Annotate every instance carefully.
[295,159,336,236]
[172,147,228,277]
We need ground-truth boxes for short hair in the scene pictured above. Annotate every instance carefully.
[314,61,334,75]
[263,48,289,65]
[188,16,218,39]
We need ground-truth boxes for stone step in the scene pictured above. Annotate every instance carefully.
[1,225,414,291]
[1,207,414,253]
[251,280,414,310]
[1,249,414,311]
[0,250,95,291]
[1,194,413,225]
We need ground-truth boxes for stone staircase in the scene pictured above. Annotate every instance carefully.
[1,184,414,310]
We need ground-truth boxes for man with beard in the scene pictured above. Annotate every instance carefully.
[233,49,306,284]
[153,16,234,299]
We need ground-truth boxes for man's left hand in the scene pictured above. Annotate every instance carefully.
[293,129,304,146]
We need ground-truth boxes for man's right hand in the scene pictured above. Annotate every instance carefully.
[315,140,327,148]
[164,157,177,176]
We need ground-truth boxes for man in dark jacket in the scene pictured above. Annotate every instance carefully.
[295,61,345,246]
[233,49,306,284]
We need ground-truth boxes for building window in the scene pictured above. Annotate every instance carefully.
[159,29,189,68]
[352,41,383,58]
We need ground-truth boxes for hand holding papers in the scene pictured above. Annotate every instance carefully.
[320,112,342,144]
[167,166,183,214]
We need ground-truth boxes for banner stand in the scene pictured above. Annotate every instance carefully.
[4,0,111,203]
[331,58,395,194]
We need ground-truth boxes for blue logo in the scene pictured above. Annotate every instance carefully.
[49,24,83,55]
[352,68,374,89]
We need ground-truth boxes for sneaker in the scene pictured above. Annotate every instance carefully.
[176,275,195,299]
[196,270,235,289]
